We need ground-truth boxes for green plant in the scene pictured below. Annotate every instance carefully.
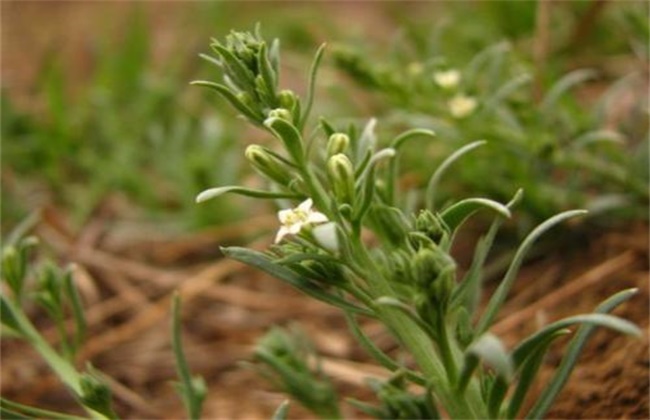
[0,219,204,419]
[330,4,648,227]
[194,28,641,419]
[1,10,244,233]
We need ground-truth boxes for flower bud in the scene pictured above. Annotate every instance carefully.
[278,89,298,110]
[414,210,446,243]
[245,144,293,185]
[327,153,355,205]
[326,133,350,157]
[236,92,256,110]
[267,107,293,121]
[411,246,455,310]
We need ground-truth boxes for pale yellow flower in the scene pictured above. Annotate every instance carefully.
[448,94,477,119]
[433,69,461,89]
[275,199,328,243]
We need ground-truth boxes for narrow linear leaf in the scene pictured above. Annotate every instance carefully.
[0,398,86,420]
[506,329,571,419]
[196,186,302,203]
[571,130,625,150]
[390,128,436,149]
[426,141,486,210]
[211,43,256,93]
[476,210,587,335]
[222,247,372,316]
[375,297,437,340]
[264,117,305,165]
[191,81,263,123]
[525,288,639,419]
[440,198,511,233]
[541,69,598,113]
[171,294,205,420]
[271,400,290,420]
[257,42,278,104]
[300,43,327,130]
[485,73,532,108]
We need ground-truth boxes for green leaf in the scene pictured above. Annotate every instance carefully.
[190,80,263,123]
[484,73,532,109]
[171,294,205,420]
[222,247,372,316]
[525,289,640,419]
[300,43,327,130]
[541,69,598,114]
[476,210,587,335]
[62,266,86,354]
[0,397,86,420]
[506,329,570,419]
[264,117,305,165]
[440,198,511,233]
[257,42,278,105]
[389,128,436,150]
[271,400,290,420]
[211,43,256,93]
[571,130,625,150]
[196,186,302,203]
[425,141,486,210]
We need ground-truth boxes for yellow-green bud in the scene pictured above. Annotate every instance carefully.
[278,89,298,110]
[267,107,293,121]
[236,92,256,110]
[326,133,350,157]
[245,144,293,185]
[327,153,355,205]
[411,246,455,308]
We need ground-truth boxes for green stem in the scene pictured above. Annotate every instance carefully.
[436,311,459,385]
[349,236,486,419]
[4,298,110,420]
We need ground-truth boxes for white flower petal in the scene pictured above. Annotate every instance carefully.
[278,208,293,224]
[307,211,329,224]
[297,198,313,212]
[287,223,302,234]
[275,226,291,243]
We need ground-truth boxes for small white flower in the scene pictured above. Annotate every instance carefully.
[448,94,477,119]
[433,69,461,89]
[275,198,329,243]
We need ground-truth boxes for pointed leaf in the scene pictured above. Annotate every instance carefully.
[196,186,302,203]
[541,69,598,113]
[426,141,486,210]
[222,247,372,316]
[300,43,327,130]
[264,117,305,165]
[476,210,588,335]
[440,198,511,233]
[526,289,639,418]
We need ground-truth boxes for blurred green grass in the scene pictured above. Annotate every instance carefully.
[2,1,647,237]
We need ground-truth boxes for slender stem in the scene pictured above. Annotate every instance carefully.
[436,310,459,385]
[5,298,109,419]
[348,235,485,419]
